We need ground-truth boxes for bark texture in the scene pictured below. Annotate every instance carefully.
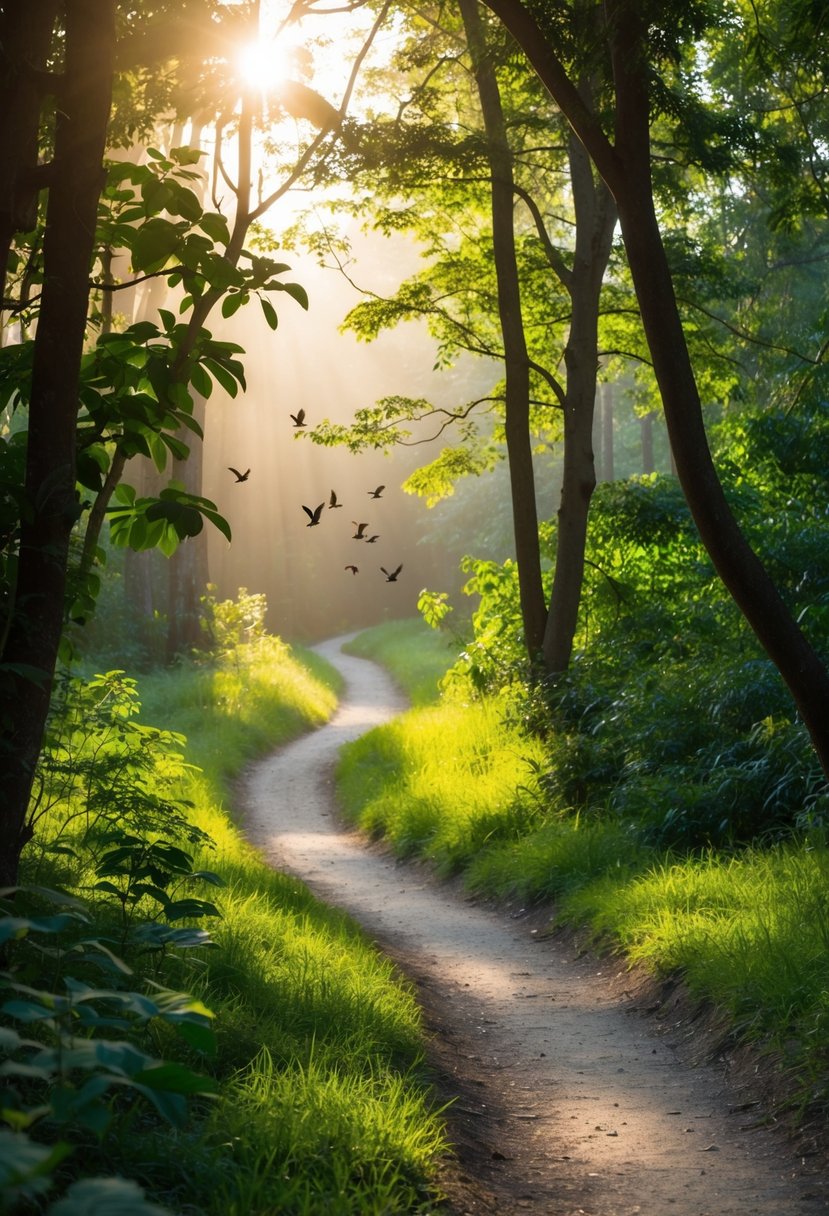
[0,1,116,885]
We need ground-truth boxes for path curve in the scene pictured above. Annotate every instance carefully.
[242,636,827,1216]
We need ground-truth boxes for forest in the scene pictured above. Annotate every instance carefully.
[2,0,829,1212]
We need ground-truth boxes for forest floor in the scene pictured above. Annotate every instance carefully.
[240,635,829,1216]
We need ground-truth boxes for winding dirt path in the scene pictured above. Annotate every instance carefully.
[242,636,828,1215]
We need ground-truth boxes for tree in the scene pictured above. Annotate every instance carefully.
[482,0,829,776]
[0,0,117,886]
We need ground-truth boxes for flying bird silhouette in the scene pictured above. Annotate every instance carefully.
[344,565,359,575]
[352,521,368,539]
[381,564,403,582]
[368,485,385,498]
[302,502,324,527]
[228,466,250,482]
[291,409,306,428]
[328,490,343,509]
[365,534,380,543]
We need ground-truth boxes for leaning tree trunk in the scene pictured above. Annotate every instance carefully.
[459,0,547,658]
[483,0,829,777]
[0,0,116,886]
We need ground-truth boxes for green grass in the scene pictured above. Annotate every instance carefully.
[16,637,449,1215]
[343,619,460,706]
[337,699,548,875]
[337,630,829,1122]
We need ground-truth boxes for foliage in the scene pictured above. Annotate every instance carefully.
[0,885,217,1215]
[29,670,205,866]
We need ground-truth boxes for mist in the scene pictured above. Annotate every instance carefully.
[199,222,486,642]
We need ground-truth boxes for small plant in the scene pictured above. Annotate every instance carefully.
[31,670,205,868]
[91,831,223,949]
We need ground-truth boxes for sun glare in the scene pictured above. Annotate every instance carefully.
[236,37,288,93]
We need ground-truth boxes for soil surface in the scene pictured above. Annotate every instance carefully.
[241,635,829,1215]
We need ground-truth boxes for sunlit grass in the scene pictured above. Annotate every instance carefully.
[337,699,547,874]
[337,629,829,1119]
[344,618,459,705]
[561,843,829,1052]
[25,637,448,1214]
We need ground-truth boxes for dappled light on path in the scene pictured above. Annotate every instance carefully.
[242,637,822,1216]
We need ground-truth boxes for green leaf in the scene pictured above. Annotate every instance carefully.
[275,280,309,310]
[198,212,231,244]
[47,1177,175,1216]
[133,1062,218,1095]
[131,218,184,274]
[260,297,279,330]
[221,292,245,319]
[164,898,221,921]
[202,359,240,398]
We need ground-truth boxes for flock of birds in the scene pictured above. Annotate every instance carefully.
[226,409,403,585]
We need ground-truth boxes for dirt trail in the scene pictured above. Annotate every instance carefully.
[242,636,828,1216]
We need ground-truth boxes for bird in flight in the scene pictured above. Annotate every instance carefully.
[228,466,250,482]
[381,564,403,582]
[302,503,324,527]
[368,485,385,498]
[352,521,368,539]
[344,565,359,575]
[365,534,380,543]
[291,409,306,428]
[328,490,343,509]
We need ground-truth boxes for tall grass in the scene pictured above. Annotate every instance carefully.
[16,637,448,1214]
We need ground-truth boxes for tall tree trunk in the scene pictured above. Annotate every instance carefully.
[0,0,116,885]
[0,0,61,297]
[542,129,615,673]
[483,0,829,777]
[459,0,547,658]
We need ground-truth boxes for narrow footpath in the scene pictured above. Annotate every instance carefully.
[242,635,829,1216]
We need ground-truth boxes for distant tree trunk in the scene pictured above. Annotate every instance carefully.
[0,0,116,886]
[484,0,829,777]
[600,382,614,480]
[459,0,547,658]
[165,394,209,659]
[640,409,655,473]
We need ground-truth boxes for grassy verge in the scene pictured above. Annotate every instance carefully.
[341,622,829,1121]
[12,636,448,1215]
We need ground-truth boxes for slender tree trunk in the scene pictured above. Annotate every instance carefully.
[459,0,547,657]
[165,394,209,659]
[641,409,655,473]
[0,0,116,885]
[542,129,615,673]
[601,383,614,480]
[483,0,829,775]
